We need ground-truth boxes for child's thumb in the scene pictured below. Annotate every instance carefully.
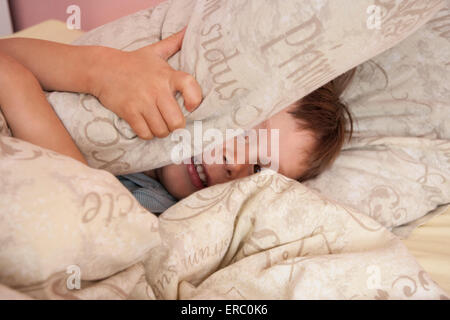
[153,27,187,60]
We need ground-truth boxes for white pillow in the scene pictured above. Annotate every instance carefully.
[46,0,445,174]
[305,5,450,229]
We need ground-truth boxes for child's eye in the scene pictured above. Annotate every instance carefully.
[253,164,261,174]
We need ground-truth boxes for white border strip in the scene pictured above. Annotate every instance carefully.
[0,0,13,37]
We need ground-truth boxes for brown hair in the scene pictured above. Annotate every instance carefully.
[289,68,356,182]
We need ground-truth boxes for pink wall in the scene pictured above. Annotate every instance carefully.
[9,0,166,32]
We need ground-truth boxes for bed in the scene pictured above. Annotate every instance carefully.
[0,0,449,299]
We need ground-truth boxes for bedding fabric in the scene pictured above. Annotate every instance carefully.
[305,4,450,232]
[47,0,444,175]
[42,0,450,230]
[0,135,161,289]
[0,134,448,299]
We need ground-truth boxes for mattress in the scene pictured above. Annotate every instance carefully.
[402,204,450,294]
[1,19,84,44]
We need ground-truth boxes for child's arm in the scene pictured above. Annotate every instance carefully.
[0,38,98,95]
[0,28,202,140]
[0,52,87,164]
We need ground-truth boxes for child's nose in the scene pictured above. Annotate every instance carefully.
[220,140,253,180]
[224,162,251,181]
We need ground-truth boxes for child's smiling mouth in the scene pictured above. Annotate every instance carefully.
[186,156,209,190]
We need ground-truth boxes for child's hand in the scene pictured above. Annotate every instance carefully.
[91,28,202,140]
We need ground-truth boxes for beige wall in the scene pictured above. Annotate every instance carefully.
[0,0,13,36]
[9,0,165,31]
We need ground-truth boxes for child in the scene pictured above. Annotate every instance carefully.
[0,31,354,214]
[118,70,355,213]
[0,29,202,144]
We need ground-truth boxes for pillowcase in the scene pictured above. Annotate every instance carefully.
[0,134,160,288]
[305,5,450,230]
[45,0,445,175]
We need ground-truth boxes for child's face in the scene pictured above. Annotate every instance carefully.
[151,105,316,199]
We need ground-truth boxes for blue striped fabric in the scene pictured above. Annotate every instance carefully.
[117,173,177,214]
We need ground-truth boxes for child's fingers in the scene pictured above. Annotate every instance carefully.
[125,109,154,140]
[172,71,203,112]
[141,105,170,138]
[153,27,187,60]
[156,93,186,132]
